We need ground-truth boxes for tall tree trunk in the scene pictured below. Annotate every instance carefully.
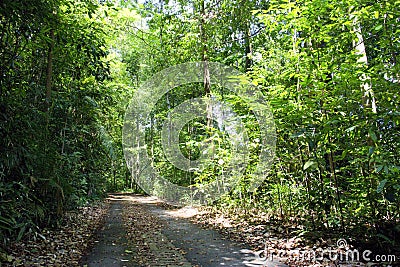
[200,0,210,95]
[45,29,54,103]
[244,21,253,71]
[327,134,345,231]
[199,0,212,129]
[352,14,377,113]
[133,114,140,189]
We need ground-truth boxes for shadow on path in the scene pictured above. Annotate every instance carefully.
[145,204,287,267]
[81,200,133,267]
[81,194,287,267]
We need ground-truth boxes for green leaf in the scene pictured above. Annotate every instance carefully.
[0,253,14,263]
[368,146,375,155]
[345,125,356,132]
[375,165,383,173]
[16,225,26,242]
[369,129,378,142]
[377,179,387,193]
[374,24,383,31]
[303,160,317,170]
[376,233,394,244]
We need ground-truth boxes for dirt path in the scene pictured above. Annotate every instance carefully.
[81,201,132,267]
[146,204,286,267]
[82,194,287,267]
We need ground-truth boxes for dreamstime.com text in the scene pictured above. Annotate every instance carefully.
[262,239,399,264]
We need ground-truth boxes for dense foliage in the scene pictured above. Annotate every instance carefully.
[1,0,399,254]
[0,0,116,244]
[123,0,400,251]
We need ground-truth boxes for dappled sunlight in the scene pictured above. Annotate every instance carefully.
[2,0,398,265]
[106,193,160,203]
[108,194,206,218]
[163,206,204,219]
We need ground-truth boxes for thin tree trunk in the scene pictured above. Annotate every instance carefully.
[327,135,344,232]
[133,114,140,189]
[244,21,253,71]
[200,0,210,96]
[352,14,377,113]
[298,142,316,229]
[199,0,212,129]
[46,29,54,102]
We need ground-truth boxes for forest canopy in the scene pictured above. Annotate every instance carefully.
[0,0,399,253]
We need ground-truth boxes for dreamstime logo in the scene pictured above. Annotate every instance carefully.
[122,62,276,206]
[336,238,347,248]
[262,238,399,264]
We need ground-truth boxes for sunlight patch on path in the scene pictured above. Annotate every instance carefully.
[127,194,287,267]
